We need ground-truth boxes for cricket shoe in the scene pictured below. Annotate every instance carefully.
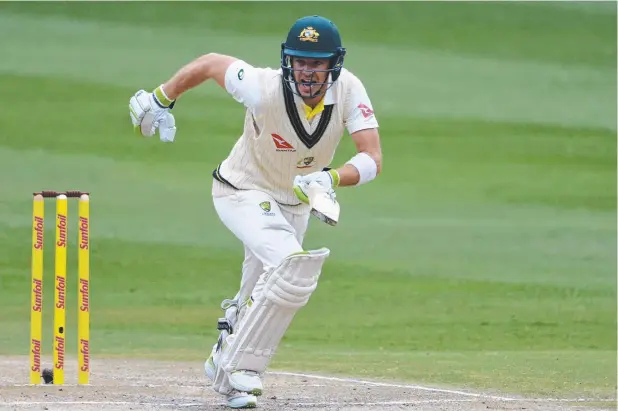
[226,390,257,409]
[206,341,258,408]
[229,370,263,397]
[205,351,217,381]
[205,334,224,381]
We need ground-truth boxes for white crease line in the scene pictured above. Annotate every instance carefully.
[270,371,615,403]
[270,371,515,400]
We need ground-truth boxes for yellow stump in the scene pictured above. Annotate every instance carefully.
[30,194,44,385]
[53,195,68,385]
[77,194,90,385]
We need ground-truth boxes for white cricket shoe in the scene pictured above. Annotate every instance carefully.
[206,347,258,408]
[205,331,225,381]
[226,390,257,409]
[229,370,263,397]
[205,351,217,381]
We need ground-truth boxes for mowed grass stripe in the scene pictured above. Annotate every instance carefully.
[0,13,614,128]
[0,70,613,287]
[1,72,615,216]
[1,2,615,67]
[0,142,614,289]
[1,229,614,348]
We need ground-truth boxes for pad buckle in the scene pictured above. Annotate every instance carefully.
[217,318,233,334]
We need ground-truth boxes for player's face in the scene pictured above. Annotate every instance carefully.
[292,57,330,97]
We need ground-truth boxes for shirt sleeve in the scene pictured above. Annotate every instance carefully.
[344,75,379,135]
[224,60,263,110]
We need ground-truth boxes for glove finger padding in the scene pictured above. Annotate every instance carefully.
[140,111,158,137]
[135,90,152,111]
[293,176,310,204]
[159,112,177,143]
[130,90,154,135]
[129,91,147,127]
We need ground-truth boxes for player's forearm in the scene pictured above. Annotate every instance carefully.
[162,55,214,100]
[335,164,362,186]
[336,151,382,187]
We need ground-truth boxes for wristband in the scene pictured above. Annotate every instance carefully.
[153,85,175,108]
[345,152,378,185]
[327,169,340,187]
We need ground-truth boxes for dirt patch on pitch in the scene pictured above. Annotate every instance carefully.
[0,356,612,411]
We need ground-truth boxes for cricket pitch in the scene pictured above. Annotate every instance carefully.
[0,356,614,411]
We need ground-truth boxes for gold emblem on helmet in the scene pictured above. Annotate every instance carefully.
[299,27,320,43]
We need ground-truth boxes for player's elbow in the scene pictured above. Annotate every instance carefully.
[351,129,382,178]
[197,53,238,87]
[197,53,224,75]
[369,150,382,176]
[199,52,229,62]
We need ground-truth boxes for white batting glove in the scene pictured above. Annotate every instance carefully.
[293,169,340,226]
[129,85,176,142]
[158,112,176,143]
[293,169,340,204]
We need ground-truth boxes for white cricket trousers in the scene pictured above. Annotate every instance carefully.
[212,180,311,309]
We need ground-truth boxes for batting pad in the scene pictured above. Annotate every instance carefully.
[221,248,330,374]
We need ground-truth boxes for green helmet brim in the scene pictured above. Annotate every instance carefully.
[284,48,335,59]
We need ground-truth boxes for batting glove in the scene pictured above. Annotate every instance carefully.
[293,169,340,204]
[129,85,176,142]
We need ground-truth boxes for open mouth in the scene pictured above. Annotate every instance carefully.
[299,79,315,94]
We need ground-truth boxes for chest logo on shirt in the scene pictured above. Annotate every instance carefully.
[296,156,316,169]
[271,133,296,152]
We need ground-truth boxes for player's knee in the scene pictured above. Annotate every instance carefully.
[260,242,304,271]
[262,248,329,308]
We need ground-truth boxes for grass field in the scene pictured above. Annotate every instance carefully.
[0,1,615,402]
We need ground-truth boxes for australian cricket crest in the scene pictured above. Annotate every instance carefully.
[259,201,275,216]
[299,26,320,43]
[296,156,316,169]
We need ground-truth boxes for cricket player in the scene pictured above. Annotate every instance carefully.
[129,15,382,409]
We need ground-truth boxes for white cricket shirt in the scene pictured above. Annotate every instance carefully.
[212,60,379,207]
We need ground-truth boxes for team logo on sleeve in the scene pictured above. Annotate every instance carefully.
[358,104,374,119]
[299,27,320,43]
[237,69,244,80]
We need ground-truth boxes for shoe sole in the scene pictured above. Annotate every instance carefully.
[228,403,257,409]
[228,397,257,408]
[229,382,263,397]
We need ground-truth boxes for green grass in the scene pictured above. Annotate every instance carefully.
[0,1,615,402]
